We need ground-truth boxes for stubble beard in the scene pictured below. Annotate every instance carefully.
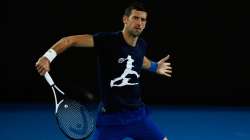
[128,28,142,37]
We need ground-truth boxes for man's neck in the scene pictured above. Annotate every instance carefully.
[122,30,138,47]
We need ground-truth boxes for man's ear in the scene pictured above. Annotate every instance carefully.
[123,16,128,24]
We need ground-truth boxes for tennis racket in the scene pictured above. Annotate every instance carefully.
[44,72,96,140]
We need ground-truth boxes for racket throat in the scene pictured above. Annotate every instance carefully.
[52,86,64,114]
[55,99,64,114]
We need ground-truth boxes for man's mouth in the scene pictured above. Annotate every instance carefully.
[135,27,141,30]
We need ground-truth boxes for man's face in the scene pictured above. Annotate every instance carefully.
[123,9,147,37]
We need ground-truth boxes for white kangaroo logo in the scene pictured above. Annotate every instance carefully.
[110,55,139,87]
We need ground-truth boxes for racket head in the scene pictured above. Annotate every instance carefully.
[56,99,96,140]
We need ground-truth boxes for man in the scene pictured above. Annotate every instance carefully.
[36,2,172,140]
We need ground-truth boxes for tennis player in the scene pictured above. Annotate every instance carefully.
[36,2,172,140]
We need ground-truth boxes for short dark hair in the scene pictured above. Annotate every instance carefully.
[124,2,147,17]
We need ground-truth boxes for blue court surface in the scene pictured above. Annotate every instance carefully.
[1,103,250,140]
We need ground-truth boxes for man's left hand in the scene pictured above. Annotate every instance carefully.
[156,55,172,77]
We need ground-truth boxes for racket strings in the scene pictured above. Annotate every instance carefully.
[56,100,95,139]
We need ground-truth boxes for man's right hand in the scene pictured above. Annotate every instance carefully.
[35,57,50,76]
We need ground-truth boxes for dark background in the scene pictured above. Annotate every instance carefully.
[7,0,250,106]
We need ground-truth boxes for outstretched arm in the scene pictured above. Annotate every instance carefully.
[50,35,94,54]
[35,35,94,76]
[143,55,172,77]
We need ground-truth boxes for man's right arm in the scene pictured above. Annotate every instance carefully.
[51,34,94,54]
[35,34,94,76]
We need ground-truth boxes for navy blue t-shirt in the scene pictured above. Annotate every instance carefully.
[93,31,148,112]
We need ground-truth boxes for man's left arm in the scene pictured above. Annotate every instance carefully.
[143,55,172,77]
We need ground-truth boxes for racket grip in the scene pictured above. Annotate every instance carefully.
[44,72,55,86]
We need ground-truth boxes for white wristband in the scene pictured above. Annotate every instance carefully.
[43,49,57,62]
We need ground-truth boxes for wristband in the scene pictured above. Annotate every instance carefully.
[43,49,57,62]
[149,61,158,72]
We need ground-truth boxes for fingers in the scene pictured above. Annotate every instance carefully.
[36,65,44,74]
[163,62,171,67]
[36,64,49,76]
[38,65,49,76]
[162,72,172,77]
[159,55,170,63]
[162,70,172,77]
[159,63,172,70]
[35,57,50,76]
[157,63,172,77]
[163,69,172,73]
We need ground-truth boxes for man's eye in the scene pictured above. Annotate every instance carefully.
[133,17,139,20]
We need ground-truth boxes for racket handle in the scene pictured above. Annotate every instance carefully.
[44,72,55,86]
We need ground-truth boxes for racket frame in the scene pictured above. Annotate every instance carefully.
[44,72,65,114]
[44,72,96,139]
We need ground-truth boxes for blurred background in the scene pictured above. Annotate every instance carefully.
[7,0,250,105]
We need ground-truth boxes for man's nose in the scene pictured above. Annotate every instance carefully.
[138,19,142,25]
